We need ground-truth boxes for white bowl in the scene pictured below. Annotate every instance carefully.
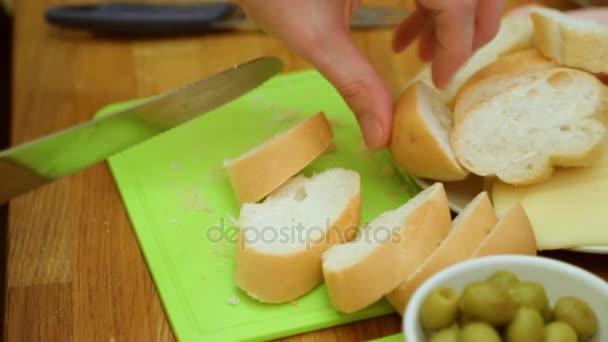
[403,255,608,342]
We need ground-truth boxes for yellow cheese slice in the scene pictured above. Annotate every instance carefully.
[492,142,608,250]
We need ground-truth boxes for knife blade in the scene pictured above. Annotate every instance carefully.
[0,56,283,204]
[44,2,409,35]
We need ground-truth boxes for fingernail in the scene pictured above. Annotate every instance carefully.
[359,113,384,148]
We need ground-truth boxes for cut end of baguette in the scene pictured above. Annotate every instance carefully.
[389,81,469,181]
[224,112,333,205]
[452,68,608,185]
[321,183,452,313]
[531,7,608,75]
[472,203,538,258]
[235,168,361,303]
[386,191,498,314]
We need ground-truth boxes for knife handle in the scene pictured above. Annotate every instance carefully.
[45,2,237,35]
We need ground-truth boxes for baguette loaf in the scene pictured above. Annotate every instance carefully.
[321,183,452,313]
[385,192,497,314]
[531,7,608,75]
[471,203,537,257]
[389,81,468,181]
[235,168,361,303]
[224,112,333,205]
[452,68,608,185]
[409,15,534,107]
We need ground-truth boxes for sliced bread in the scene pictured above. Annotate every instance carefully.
[471,203,537,257]
[321,183,452,313]
[531,7,608,75]
[408,15,534,107]
[389,81,468,181]
[451,67,608,185]
[235,168,361,303]
[385,192,497,314]
[453,49,558,116]
[224,112,333,205]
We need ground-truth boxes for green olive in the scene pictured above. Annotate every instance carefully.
[487,270,520,290]
[459,281,518,326]
[505,306,545,342]
[420,287,460,330]
[460,322,501,342]
[508,281,551,321]
[544,321,578,342]
[554,296,598,339]
[429,324,460,342]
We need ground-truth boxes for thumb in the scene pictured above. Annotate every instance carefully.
[305,32,394,149]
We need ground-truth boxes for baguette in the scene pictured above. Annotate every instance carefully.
[321,183,452,313]
[235,168,361,303]
[385,192,497,314]
[531,7,608,75]
[389,81,468,181]
[452,67,608,185]
[224,112,333,205]
[471,203,537,257]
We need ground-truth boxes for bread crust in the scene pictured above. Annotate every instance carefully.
[224,112,333,205]
[235,186,361,303]
[532,7,608,75]
[389,82,468,181]
[471,204,538,257]
[321,184,452,313]
[386,192,497,314]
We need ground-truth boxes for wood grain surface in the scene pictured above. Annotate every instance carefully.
[6,0,604,341]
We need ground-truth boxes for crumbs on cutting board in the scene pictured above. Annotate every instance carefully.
[169,161,180,170]
[226,296,240,305]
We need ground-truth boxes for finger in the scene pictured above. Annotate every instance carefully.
[473,0,504,50]
[430,0,477,88]
[309,30,394,148]
[567,7,608,25]
[418,25,436,61]
[392,10,430,52]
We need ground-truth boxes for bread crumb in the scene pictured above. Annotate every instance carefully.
[227,296,240,305]
[387,191,397,198]
[170,162,180,169]
[169,218,178,224]
[381,165,395,177]
[210,165,224,175]
[273,110,300,125]
[329,119,342,129]
[324,142,336,154]
[289,300,299,307]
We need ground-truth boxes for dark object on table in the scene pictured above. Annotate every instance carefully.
[44,2,409,36]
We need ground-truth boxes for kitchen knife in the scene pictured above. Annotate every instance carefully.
[0,56,283,204]
[44,2,409,35]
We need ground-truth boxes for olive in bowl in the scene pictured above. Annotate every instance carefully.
[403,255,608,342]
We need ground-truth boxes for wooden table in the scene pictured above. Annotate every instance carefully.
[6,0,605,341]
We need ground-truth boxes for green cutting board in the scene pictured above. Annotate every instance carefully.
[96,69,417,341]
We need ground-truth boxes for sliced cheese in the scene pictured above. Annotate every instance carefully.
[492,141,608,250]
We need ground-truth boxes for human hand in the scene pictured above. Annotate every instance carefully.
[237,0,503,149]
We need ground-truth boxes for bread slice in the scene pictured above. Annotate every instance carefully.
[235,168,361,303]
[224,112,333,205]
[389,81,468,181]
[471,203,537,257]
[531,7,608,75]
[451,68,608,185]
[321,183,452,313]
[385,192,497,314]
[408,15,534,107]
[453,49,558,116]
